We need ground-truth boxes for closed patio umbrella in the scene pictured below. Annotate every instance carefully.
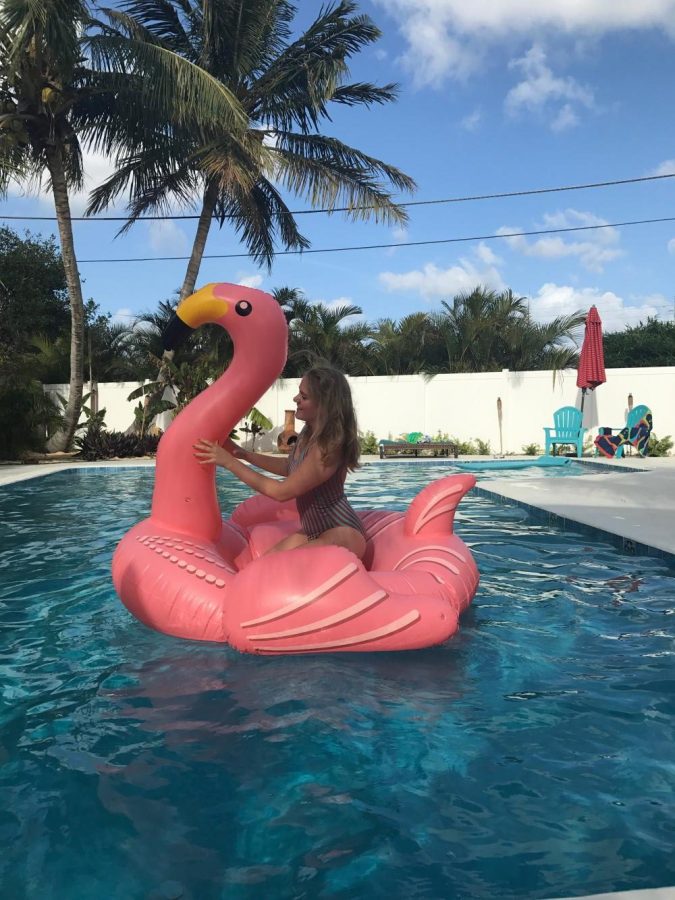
[577,305,606,412]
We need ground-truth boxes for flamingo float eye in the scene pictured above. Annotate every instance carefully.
[235,300,252,317]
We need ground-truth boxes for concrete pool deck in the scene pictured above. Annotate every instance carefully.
[476,455,675,560]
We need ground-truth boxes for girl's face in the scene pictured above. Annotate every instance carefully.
[294,377,318,426]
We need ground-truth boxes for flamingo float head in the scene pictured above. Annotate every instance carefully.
[163,282,288,378]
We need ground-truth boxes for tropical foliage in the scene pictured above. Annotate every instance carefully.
[603,318,675,368]
[429,288,585,373]
[88,0,415,299]
[275,284,585,377]
[0,0,248,449]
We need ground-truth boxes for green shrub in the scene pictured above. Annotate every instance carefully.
[474,437,491,455]
[359,430,379,454]
[647,433,673,457]
[522,442,542,456]
[450,437,477,455]
[0,378,62,459]
[75,425,160,461]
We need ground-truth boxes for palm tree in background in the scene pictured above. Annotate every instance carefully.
[371,313,443,374]
[0,0,248,449]
[432,287,584,373]
[88,0,416,299]
[271,286,370,375]
[1,0,94,449]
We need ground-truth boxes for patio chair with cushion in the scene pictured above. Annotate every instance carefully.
[594,405,652,458]
[543,406,587,458]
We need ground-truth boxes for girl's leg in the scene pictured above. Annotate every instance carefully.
[310,526,367,560]
[265,531,310,554]
[264,527,367,559]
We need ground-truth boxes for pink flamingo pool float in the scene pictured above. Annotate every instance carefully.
[112,283,479,654]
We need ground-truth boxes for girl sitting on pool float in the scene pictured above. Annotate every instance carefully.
[193,365,367,560]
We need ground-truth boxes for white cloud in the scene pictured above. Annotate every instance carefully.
[394,19,482,86]
[314,296,365,325]
[6,148,121,216]
[497,208,621,272]
[668,238,675,254]
[505,45,593,130]
[551,103,579,132]
[374,1,675,84]
[379,258,505,300]
[460,108,482,131]
[474,242,502,266]
[237,273,264,288]
[320,296,353,308]
[147,220,189,254]
[649,158,675,176]
[384,226,409,257]
[110,307,135,325]
[531,282,673,331]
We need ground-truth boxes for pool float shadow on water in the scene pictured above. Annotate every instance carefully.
[112,283,479,654]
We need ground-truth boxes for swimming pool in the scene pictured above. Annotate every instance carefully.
[371,457,616,480]
[1,465,674,899]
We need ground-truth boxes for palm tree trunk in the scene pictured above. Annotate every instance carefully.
[180,178,219,300]
[45,144,85,452]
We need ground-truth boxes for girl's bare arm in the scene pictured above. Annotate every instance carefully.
[239,448,289,477]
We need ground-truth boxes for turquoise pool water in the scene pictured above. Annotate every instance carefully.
[1,465,674,900]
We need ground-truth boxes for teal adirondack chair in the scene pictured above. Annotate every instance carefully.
[603,404,651,458]
[544,406,587,457]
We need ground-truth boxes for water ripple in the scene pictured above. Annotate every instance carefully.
[0,465,674,899]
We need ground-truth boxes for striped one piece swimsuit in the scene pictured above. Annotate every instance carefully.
[288,440,366,541]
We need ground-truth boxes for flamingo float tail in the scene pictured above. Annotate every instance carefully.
[404,473,476,537]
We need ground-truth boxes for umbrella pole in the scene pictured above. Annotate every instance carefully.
[580,387,586,413]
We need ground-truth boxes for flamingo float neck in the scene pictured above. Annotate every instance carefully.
[150,284,288,542]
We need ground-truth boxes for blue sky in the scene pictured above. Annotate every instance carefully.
[4,0,675,335]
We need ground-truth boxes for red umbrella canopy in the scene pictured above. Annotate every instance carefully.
[577,305,606,390]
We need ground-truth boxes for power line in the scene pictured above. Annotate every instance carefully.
[76,215,675,263]
[1,172,674,223]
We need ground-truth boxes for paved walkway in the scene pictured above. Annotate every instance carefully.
[478,456,675,559]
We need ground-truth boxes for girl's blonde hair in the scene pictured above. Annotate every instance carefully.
[303,365,360,471]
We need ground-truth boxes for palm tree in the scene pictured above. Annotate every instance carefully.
[433,286,585,373]
[285,299,373,374]
[502,314,584,372]
[0,0,94,449]
[89,0,416,298]
[371,313,442,374]
[0,0,248,449]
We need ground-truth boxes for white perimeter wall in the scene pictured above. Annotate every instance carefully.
[45,366,675,454]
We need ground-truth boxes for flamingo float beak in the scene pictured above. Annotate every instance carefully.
[162,284,230,351]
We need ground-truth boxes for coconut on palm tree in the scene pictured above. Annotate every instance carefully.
[88,0,416,298]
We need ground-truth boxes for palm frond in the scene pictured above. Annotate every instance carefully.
[85,33,248,133]
[249,1,383,130]
[216,174,310,269]
[330,82,399,108]
[273,132,414,224]
[109,0,193,56]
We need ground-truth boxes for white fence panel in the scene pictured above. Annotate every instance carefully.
[44,365,675,454]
